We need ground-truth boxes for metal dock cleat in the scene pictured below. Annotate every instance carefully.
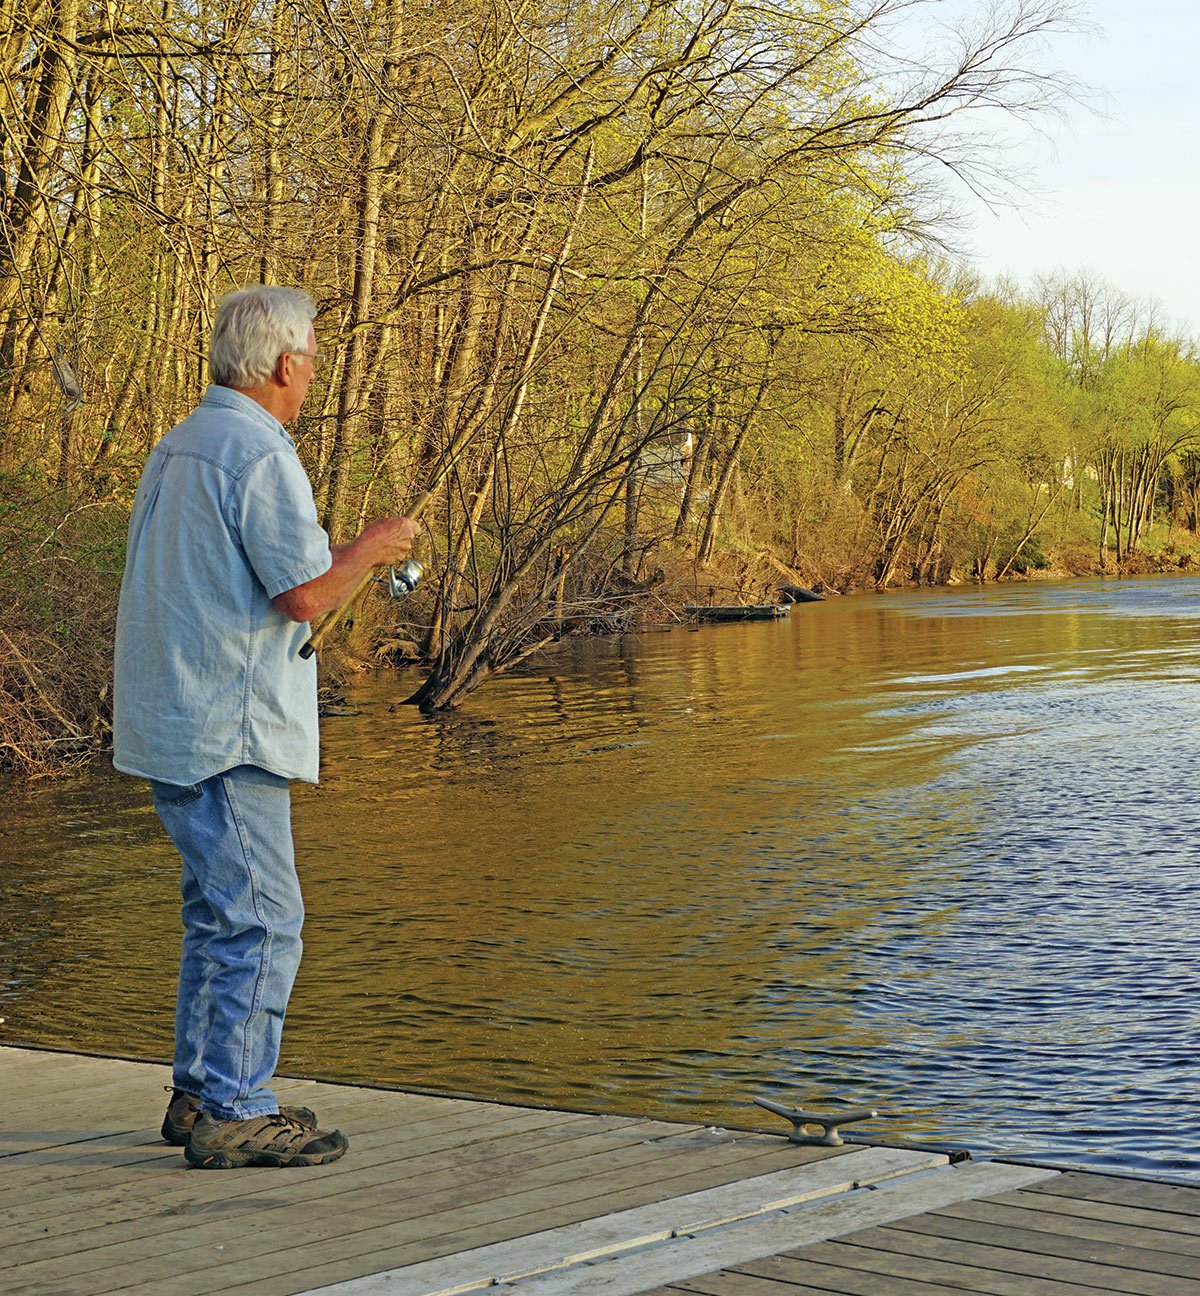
[754,1096,879,1146]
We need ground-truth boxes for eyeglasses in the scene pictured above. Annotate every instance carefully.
[290,350,321,372]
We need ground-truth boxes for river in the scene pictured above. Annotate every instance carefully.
[3,574,1200,1180]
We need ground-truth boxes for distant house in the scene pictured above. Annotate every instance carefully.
[639,430,693,487]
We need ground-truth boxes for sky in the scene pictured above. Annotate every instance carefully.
[949,0,1200,335]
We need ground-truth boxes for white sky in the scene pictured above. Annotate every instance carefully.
[951,0,1200,335]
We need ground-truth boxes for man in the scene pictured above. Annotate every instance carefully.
[113,286,420,1169]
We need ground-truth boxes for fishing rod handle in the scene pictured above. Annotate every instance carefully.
[298,571,374,659]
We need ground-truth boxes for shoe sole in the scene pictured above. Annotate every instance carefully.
[185,1137,348,1170]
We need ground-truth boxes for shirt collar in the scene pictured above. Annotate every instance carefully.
[201,385,294,444]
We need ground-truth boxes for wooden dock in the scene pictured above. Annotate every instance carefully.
[3,1046,1200,1295]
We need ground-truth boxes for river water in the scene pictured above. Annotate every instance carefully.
[3,575,1200,1180]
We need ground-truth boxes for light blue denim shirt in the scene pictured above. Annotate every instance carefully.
[113,386,332,785]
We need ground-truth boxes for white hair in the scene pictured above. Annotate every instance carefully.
[209,286,316,388]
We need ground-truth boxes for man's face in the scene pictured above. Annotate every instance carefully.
[282,326,318,424]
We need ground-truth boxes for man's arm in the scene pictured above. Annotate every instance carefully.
[272,516,421,623]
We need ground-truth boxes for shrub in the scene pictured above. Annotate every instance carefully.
[0,478,125,778]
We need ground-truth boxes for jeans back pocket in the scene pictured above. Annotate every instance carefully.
[150,779,204,808]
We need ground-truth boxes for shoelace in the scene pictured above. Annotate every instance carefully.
[261,1114,311,1144]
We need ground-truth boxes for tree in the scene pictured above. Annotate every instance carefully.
[0,0,1088,756]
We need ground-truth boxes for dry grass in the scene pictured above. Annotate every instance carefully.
[0,485,124,778]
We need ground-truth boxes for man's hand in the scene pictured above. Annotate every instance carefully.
[273,514,424,623]
[355,515,422,569]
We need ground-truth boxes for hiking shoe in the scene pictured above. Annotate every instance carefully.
[161,1088,318,1147]
[185,1111,348,1169]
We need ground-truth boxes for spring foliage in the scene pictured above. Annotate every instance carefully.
[2,0,1198,771]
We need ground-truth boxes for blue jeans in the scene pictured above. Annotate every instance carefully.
[150,765,304,1122]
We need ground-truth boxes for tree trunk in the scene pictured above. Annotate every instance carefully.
[698,346,776,564]
[0,0,81,443]
[674,423,711,540]
[623,168,649,579]
[323,0,402,536]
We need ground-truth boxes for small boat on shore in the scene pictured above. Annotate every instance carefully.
[684,604,790,622]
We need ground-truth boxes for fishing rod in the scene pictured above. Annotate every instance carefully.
[299,418,487,661]
[299,483,434,660]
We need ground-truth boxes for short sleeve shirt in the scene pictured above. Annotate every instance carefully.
[113,386,332,784]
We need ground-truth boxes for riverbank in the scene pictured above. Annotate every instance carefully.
[7,515,1200,783]
[587,529,1200,624]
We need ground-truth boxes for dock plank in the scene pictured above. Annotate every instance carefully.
[829,1222,1198,1295]
[932,1195,1200,1256]
[981,1184,1200,1237]
[0,1089,560,1181]
[172,1148,849,1296]
[397,1164,1051,1296]
[885,1210,1200,1280]
[290,1148,944,1296]
[4,1116,705,1248]
[675,1268,985,1295]
[0,1106,603,1229]
[1021,1169,1200,1217]
[2,1047,863,1296]
[733,1242,1121,1295]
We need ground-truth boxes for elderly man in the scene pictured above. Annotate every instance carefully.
[114,286,419,1168]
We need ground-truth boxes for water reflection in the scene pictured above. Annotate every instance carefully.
[3,576,1200,1180]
